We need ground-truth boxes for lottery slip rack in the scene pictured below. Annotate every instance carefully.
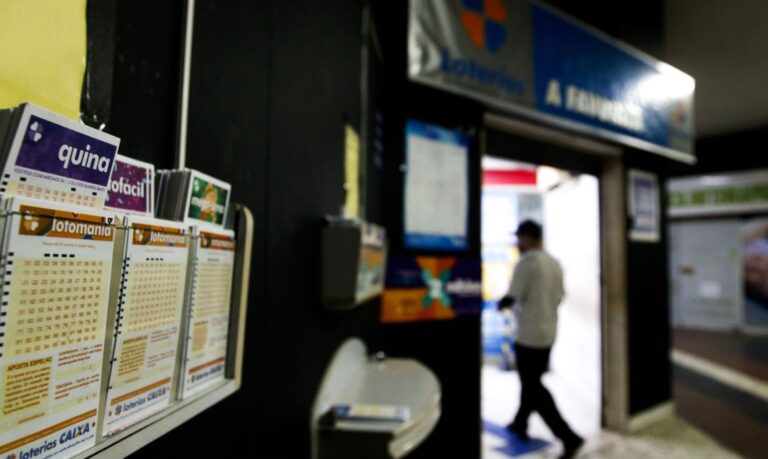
[0,200,253,459]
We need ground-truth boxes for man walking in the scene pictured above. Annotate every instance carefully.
[498,220,583,459]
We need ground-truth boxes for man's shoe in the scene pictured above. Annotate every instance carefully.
[505,422,529,440]
[560,436,584,459]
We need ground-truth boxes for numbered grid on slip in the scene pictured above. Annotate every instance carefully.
[4,256,107,357]
[193,262,233,318]
[123,261,185,334]
[16,183,98,208]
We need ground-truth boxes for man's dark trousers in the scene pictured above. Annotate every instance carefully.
[512,343,580,442]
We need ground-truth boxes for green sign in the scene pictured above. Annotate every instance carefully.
[668,171,768,217]
[669,184,768,208]
[187,175,229,225]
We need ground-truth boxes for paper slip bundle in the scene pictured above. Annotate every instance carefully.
[0,103,119,209]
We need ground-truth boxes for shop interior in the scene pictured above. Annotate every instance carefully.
[480,156,602,457]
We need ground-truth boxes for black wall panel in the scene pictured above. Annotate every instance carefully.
[111,0,184,169]
[624,151,675,414]
[131,0,379,457]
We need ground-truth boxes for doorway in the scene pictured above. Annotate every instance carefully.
[481,157,602,457]
[479,115,621,458]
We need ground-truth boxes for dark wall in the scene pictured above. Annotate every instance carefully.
[135,0,381,458]
[83,0,183,169]
[666,126,768,177]
[84,0,377,457]
[624,150,676,414]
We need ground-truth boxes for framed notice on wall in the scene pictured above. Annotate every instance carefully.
[404,120,470,251]
[628,169,660,242]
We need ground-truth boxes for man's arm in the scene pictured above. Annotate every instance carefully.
[499,258,529,311]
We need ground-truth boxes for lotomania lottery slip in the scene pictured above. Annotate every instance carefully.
[181,227,235,398]
[0,104,119,209]
[0,197,116,459]
[101,216,190,436]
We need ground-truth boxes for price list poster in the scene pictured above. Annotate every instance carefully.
[181,228,235,398]
[102,217,189,435]
[0,198,115,459]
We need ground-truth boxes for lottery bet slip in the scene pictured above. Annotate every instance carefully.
[100,216,190,435]
[180,226,236,398]
[0,197,117,459]
[103,155,154,218]
[0,104,120,209]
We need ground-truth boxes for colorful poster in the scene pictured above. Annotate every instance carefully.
[741,219,768,331]
[381,256,482,323]
[0,198,116,459]
[403,120,470,251]
[355,224,387,303]
[184,170,230,227]
[102,217,190,435]
[181,228,235,398]
[628,169,660,243]
[104,155,155,217]
[2,104,119,208]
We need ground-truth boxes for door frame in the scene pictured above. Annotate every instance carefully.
[482,112,629,431]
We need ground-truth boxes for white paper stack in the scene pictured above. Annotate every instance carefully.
[180,226,236,398]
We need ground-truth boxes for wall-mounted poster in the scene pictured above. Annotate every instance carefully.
[741,219,768,332]
[628,169,660,242]
[404,120,470,251]
[381,256,481,323]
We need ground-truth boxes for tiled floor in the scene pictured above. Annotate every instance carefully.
[482,365,597,458]
[483,415,740,459]
[481,326,750,459]
[482,362,739,458]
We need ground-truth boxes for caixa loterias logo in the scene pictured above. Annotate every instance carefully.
[460,0,507,53]
[439,0,525,96]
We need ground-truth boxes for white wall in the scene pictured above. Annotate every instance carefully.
[543,174,601,426]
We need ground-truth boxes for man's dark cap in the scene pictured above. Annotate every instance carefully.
[515,220,543,239]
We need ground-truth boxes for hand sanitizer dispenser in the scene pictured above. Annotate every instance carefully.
[321,219,387,310]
